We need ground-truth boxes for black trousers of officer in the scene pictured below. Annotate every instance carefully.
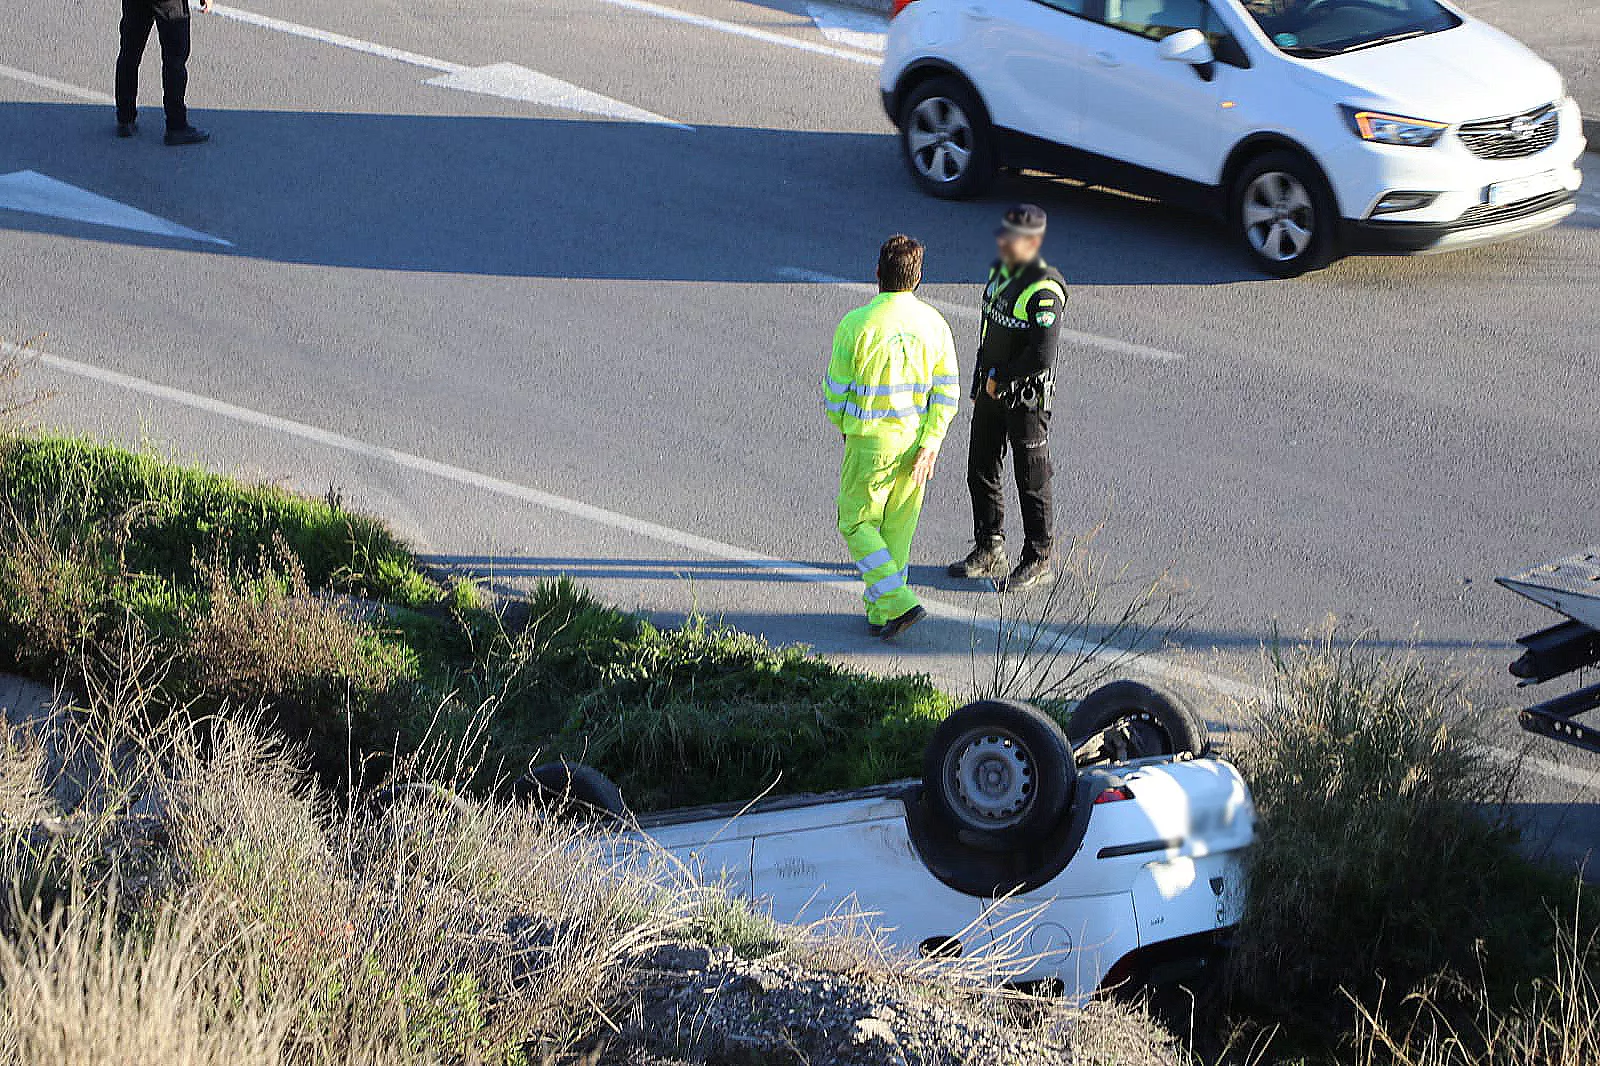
[967,390,1053,558]
[115,0,191,131]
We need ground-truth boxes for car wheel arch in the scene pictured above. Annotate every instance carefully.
[1220,134,1343,219]
[891,60,992,130]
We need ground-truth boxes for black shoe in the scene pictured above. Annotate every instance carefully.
[867,622,884,638]
[879,605,926,641]
[947,539,1008,580]
[1002,553,1055,593]
[116,121,137,138]
[164,126,209,146]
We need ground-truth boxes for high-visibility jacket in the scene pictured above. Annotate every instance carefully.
[823,291,960,448]
[977,256,1067,390]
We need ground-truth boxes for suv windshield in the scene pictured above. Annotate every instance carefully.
[1240,0,1461,58]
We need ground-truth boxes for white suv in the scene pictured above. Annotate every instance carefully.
[881,0,1585,275]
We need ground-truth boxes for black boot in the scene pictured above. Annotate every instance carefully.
[947,538,1008,580]
[1003,550,1055,593]
[164,125,209,146]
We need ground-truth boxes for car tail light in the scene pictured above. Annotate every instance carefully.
[1093,786,1135,805]
[891,0,916,16]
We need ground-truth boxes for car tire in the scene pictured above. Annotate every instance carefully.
[1067,680,1210,760]
[923,699,1076,846]
[899,77,997,200]
[1231,149,1338,278]
[520,760,628,822]
[370,781,474,818]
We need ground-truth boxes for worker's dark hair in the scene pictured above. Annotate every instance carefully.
[877,234,924,293]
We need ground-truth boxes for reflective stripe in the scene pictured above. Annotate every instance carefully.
[824,373,851,395]
[855,548,893,573]
[824,398,847,413]
[835,401,920,421]
[864,568,907,603]
[931,375,961,387]
[928,393,958,408]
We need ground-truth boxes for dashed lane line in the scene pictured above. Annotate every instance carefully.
[777,267,1187,364]
[0,61,115,104]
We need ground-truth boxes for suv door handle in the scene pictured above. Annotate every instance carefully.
[1092,50,1121,66]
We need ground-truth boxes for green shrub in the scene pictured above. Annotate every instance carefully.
[1228,639,1579,1029]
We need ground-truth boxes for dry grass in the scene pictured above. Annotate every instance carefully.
[0,648,1178,1066]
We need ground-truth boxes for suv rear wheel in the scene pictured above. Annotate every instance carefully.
[899,77,997,199]
[1232,150,1338,277]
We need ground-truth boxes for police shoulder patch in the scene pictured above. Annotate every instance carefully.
[1035,310,1057,327]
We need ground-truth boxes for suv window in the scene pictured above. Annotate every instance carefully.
[1103,0,1223,43]
[1035,0,1089,13]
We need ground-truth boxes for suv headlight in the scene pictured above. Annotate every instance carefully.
[1340,106,1448,147]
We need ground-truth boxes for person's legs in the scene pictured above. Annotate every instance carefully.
[838,437,918,626]
[878,439,927,614]
[1008,405,1054,559]
[965,392,1010,543]
[115,0,156,127]
[152,3,192,132]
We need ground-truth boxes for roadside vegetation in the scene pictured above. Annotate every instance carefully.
[2,427,1598,1065]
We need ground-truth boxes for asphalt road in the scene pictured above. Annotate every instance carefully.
[3,0,1599,854]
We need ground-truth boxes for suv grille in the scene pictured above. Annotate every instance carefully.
[1458,104,1560,160]
[1454,190,1571,229]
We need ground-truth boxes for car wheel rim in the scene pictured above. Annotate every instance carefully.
[907,97,974,184]
[947,729,1034,829]
[1241,171,1315,262]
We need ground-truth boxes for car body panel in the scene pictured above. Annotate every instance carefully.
[626,757,1256,999]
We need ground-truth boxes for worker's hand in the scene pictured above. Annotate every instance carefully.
[198,0,211,11]
[984,377,998,399]
[910,447,938,486]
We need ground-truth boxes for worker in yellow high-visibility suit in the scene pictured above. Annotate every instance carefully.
[823,234,961,641]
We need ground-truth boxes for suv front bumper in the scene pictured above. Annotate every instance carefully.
[1343,189,1577,254]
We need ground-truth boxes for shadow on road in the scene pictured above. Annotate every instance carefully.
[0,101,1257,285]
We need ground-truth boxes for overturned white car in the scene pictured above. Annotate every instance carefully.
[531,681,1256,1000]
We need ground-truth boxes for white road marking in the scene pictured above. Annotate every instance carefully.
[0,171,232,246]
[12,340,1589,788]
[804,1,888,52]
[778,267,1187,364]
[209,5,462,72]
[209,4,688,126]
[425,63,689,129]
[596,0,882,66]
[0,62,115,105]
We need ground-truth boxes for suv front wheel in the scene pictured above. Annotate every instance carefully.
[1231,150,1338,277]
[899,77,997,199]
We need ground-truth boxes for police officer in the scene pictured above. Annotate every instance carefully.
[825,235,961,641]
[948,204,1066,591]
[115,0,211,145]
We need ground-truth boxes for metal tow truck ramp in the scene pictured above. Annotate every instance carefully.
[1498,550,1600,753]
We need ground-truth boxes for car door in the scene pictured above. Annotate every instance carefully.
[960,0,1096,146]
[1074,0,1242,183]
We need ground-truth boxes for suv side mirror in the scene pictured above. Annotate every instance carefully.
[1157,28,1216,67]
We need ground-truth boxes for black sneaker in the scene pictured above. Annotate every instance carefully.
[164,126,210,146]
[879,605,926,642]
[947,539,1008,580]
[116,121,137,138]
[1003,553,1055,593]
[867,621,884,638]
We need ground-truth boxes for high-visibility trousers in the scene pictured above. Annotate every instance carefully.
[837,434,925,625]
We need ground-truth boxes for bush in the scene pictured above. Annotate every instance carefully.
[1228,638,1579,1030]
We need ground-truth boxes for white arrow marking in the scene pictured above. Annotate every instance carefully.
[0,171,232,246]
[210,5,689,127]
[804,2,887,53]
[425,64,691,129]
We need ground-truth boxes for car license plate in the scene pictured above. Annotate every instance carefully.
[1486,170,1563,207]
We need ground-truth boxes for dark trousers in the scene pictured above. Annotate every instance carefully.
[967,391,1054,557]
[115,0,191,131]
